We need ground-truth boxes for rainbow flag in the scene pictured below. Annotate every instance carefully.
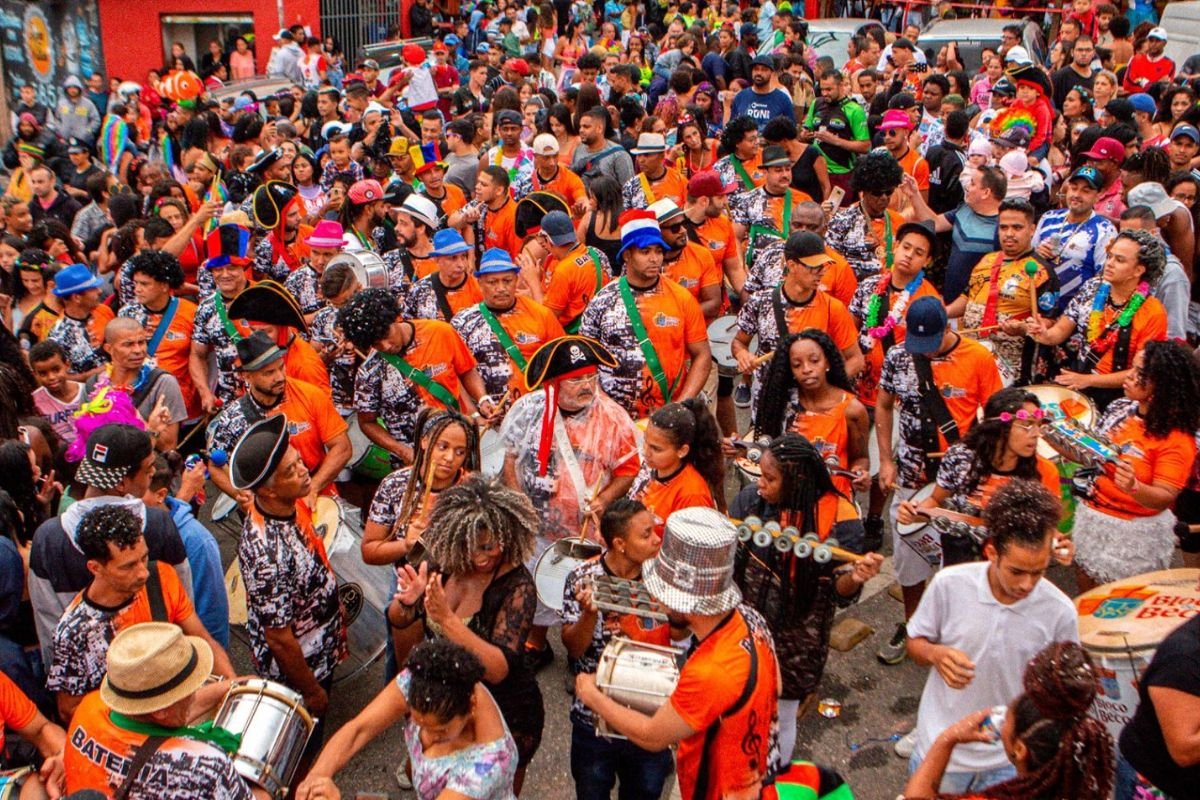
[98,115,129,175]
[203,175,229,234]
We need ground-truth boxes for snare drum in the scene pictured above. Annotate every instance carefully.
[480,428,505,477]
[707,315,741,377]
[595,638,681,738]
[894,483,944,567]
[1026,384,1096,461]
[328,250,390,290]
[1076,568,1200,752]
[533,538,602,611]
[317,497,392,685]
[347,415,394,481]
[214,678,315,799]
[0,768,31,799]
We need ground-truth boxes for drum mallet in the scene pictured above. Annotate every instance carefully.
[1025,260,1040,323]
[749,350,775,369]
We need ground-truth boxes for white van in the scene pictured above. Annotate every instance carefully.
[1160,1,1200,73]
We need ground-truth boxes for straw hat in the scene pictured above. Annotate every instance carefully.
[642,507,743,615]
[100,623,214,716]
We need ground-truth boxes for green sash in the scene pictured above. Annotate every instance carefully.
[379,351,462,411]
[213,293,244,342]
[110,711,242,754]
[617,277,682,404]
[731,155,756,191]
[746,191,793,267]
[478,303,527,371]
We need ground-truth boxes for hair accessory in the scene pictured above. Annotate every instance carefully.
[994,409,1046,423]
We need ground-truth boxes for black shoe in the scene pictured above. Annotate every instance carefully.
[523,645,554,673]
[863,515,885,553]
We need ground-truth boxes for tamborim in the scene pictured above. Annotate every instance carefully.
[894,483,944,567]
[533,538,602,611]
[1043,416,1120,469]
[595,638,681,738]
[1025,384,1096,461]
[213,678,315,799]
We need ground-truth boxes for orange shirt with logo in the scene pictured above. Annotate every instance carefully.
[532,168,587,208]
[144,298,200,418]
[484,199,522,257]
[779,291,859,354]
[636,167,689,207]
[1088,297,1168,375]
[856,277,941,408]
[408,318,478,408]
[635,464,716,535]
[924,337,1006,452]
[276,377,350,483]
[693,215,739,269]
[821,250,859,308]
[1092,416,1196,519]
[628,279,709,416]
[478,296,565,395]
[664,242,721,303]
[792,392,855,497]
[543,243,611,328]
[672,607,777,800]
[285,335,332,387]
[0,671,36,755]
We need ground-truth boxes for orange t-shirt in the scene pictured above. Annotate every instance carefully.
[635,464,716,535]
[625,279,709,416]
[958,457,1062,512]
[531,167,587,209]
[792,392,855,497]
[446,274,485,318]
[778,493,859,541]
[1088,297,1168,375]
[285,335,331,387]
[406,318,477,408]
[89,304,116,350]
[922,337,1006,453]
[761,188,815,234]
[692,215,739,270]
[277,378,350,482]
[483,198,522,257]
[821,250,859,308]
[896,147,930,190]
[672,607,777,800]
[664,242,721,303]
[411,252,439,281]
[456,296,565,396]
[63,562,193,633]
[543,243,611,328]
[634,167,689,207]
[778,290,859,354]
[0,671,36,755]
[141,298,200,418]
[855,275,941,408]
[425,182,468,222]
[1092,416,1196,519]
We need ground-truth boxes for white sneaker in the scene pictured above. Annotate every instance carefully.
[894,729,917,759]
[395,762,413,790]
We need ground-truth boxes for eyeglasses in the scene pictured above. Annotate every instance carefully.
[661,222,685,231]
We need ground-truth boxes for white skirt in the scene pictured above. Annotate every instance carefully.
[1073,501,1176,585]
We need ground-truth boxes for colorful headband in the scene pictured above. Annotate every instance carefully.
[991,409,1046,423]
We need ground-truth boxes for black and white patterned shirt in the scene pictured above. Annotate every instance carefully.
[366,467,412,530]
[48,315,107,374]
[310,305,357,414]
[285,265,324,315]
[252,236,294,282]
[353,353,425,449]
[450,298,561,398]
[191,294,248,404]
[742,240,785,296]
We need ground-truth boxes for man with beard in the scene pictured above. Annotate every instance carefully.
[252,181,312,282]
[681,170,743,296]
[340,179,421,292]
[451,247,565,398]
[651,199,722,321]
[730,56,793,132]
[1031,165,1117,302]
[513,134,587,211]
[570,107,634,186]
[284,220,344,322]
[207,330,350,506]
[622,133,689,210]
[803,69,871,197]
[480,109,533,188]
[729,145,812,260]
[405,229,483,322]
[457,166,521,261]
[190,224,255,413]
[392,193,440,284]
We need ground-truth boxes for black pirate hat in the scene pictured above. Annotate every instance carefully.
[227,280,308,334]
[524,335,617,392]
[230,414,289,491]
[252,180,300,230]
[514,191,571,239]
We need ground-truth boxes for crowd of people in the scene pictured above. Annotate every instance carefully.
[3,0,1200,798]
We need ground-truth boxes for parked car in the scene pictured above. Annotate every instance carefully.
[917,18,1046,72]
[807,19,888,70]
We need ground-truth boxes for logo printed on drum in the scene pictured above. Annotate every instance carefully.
[339,583,365,625]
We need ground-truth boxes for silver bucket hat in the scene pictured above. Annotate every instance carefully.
[642,507,742,616]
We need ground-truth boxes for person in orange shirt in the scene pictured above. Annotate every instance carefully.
[228,281,331,388]
[120,250,200,419]
[1025,229,1169,412]
[630,399,722,531]
[405,228,483,322]
[681,170,744,301]
[730,145,814,258]
[651,199,723,321]
[523,134,588,213]
[450,247,565,398]
[412,141,467,223]
[622,132,689,210]
[206,330,351,504]
[520,209,611,332]
[713,116,765,192]
[464,165,523,259]
[0,671,65,798]
[577,507,778,800]
[393,193,440,282]
[1072,341,1200,591]
[879,109,930,204]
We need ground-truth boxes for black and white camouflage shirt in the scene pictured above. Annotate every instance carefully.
[284,265,325,315]
[48,315,107,374]
[310,305,357,414]
[191,294,247,404]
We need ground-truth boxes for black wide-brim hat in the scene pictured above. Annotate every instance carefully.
[227,280,308,334]
[515,191,570,239]
[235,329,287,372]
[1006,64,1052,99]
[524,335,618,392]
[231,414,290,491]
[252,180,300,230]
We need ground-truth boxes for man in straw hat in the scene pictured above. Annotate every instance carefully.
[47,504,236,722]
[190,222,254,413]
[207,330,350,506]
[63,622,263,799]
[231,415,346,719]
[500,334,643,669]
[623,132,689,211]
[577,506,779,800]
[579,210,712,418]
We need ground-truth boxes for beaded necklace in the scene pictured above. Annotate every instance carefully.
[864,270,925,341]
[1086,280,1150,355]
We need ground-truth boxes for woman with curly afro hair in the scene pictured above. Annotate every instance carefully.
[1070,339,1200,591]
[826,148,906,280]
[902,640,1114,800]
[336,288,491,463]
[712,115,764,192]
[389,475,543,792]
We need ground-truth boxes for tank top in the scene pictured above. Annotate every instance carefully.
[585,212,623,276]
[791,146,823,206]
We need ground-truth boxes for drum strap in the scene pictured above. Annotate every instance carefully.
[479,303,528,371]
[114,736,168,800]
[693,616,760,800]
[617,277,683,405]
[379,352,462,412]
[553,410,594,512]
[430,273,456,322]
[912,355,960,483]
[145,560,166,622]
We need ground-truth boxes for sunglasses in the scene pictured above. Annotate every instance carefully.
[661,222,685,231]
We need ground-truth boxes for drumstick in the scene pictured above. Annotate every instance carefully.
[956,324,1003,337]
[1025,261,1040,324]
[751,350,775,368]
[579,474,605,543]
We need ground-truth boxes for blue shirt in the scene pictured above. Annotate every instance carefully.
[701,51,729,86]
[942,207,1000,302]
[166,496,230,648]
[1032,209,1117,302]
[730,88,794,131]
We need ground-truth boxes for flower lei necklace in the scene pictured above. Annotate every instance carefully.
[864,270,925,340]
[1086,280,1150,354]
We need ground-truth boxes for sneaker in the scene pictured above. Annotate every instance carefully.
[877,622,908,665]
[395,761,413,790]
[863,515,885,553]
[733,383,752,408]
[894,729,917,759]
[523,644,554,673]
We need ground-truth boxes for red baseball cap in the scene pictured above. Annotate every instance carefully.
[348,179,385,204]
[1082,136,1126,165]
[687,170,736,198]
[504,58,531,76]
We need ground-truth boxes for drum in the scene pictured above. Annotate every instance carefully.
[0,768,31,799]
[533,537,602,611]
[1076,569,1200,750]
[979,340,1015,387]
[1025,384,1096,461]
[317,497,392,686]
[328,250,389,291]
[213,678,315,799]
[1043,416,1120,469]
[894,483,944,567]
[595,638,681,738]
[347,414,394,480]
[480,428,505,477]
[734,430,772,482]
[707,315,741,377]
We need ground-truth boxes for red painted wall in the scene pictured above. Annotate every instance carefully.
[97,0,320,82]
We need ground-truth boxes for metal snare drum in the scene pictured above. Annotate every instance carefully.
[595,638,681,738]
[708,315,740,377]
[533,538,602,611]
[213,678,315,799]
[894,483,944,567]
[328,250,390,291]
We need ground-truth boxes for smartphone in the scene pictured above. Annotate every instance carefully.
[828,186,846,209]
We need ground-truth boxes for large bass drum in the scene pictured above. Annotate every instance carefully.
[213,678,314,799]
[595,638,681,738]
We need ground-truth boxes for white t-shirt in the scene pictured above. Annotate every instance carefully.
[403,66,439,110]
[908,561,1078,773]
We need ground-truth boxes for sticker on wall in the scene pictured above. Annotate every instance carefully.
[22,4,51,78]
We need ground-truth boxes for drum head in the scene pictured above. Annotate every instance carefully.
[896,483,938,536]
[480,429,505,478]
[313,497,342,551]
[707,316,739,371]
[1026,384,1096,461]
[534,539,602,611]
[1076,568,1200,652]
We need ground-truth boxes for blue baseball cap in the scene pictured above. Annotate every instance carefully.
[540,211,577,247]
[476,248,520,275]
[429,228,472,257]
[904,296,948,356]
[52,263,103,297]
[445,34,461,46]
[1172,123,1200,143]
[1128,92,1158,116]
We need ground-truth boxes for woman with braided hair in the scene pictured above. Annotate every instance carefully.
[901,640,1114,800]
[731,432,883,766]
[297,640,518,800]
[391,475,543,794]
[362,408,480,673]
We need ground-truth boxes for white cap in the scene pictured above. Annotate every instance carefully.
[531,133,560,156]
[999,149,1029,178]
[397,194,439,230]
[364,102,387,117]
[1148,27,1168,41]
[968,137,992,159]
[1004,45,1032,66]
